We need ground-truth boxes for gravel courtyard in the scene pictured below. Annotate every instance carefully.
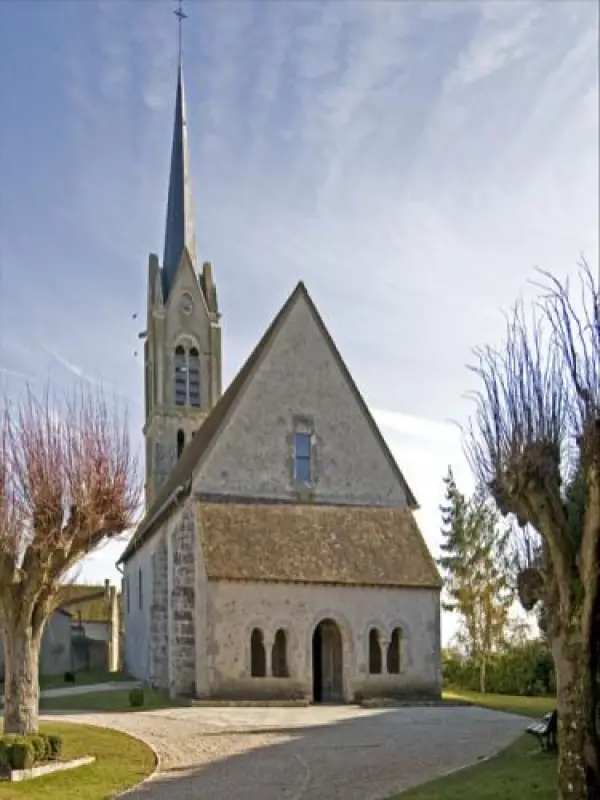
[46,704,528,799]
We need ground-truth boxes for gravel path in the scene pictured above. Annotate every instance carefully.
[43,705,529,799]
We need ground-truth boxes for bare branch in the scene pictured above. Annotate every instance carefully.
[463,261,598,621]
[0,384,141,591]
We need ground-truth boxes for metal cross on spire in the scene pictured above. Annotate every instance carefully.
[174,0,188,66]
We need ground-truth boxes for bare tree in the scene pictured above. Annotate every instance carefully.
[0,387,140,735]
[465,260,599,800]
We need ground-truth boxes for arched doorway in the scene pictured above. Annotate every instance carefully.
[312,619,344,703]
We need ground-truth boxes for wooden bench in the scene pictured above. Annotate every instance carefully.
[526,709,557,752]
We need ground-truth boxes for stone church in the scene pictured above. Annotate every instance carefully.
[118,63,442,703]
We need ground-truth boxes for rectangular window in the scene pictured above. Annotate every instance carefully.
[138,568,143,610]
[294,432,312,484]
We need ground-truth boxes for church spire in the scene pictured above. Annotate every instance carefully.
[162,60,196,298]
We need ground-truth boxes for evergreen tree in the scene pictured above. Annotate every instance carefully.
[438,467,513,693]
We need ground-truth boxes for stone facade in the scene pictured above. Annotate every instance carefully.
[168,507,197,696]
[194,291,409,507]
[202,580,441,702]
[122,63,441,697]
[143,250,222,508]
[149,536,169,687]
[124,287,442,701]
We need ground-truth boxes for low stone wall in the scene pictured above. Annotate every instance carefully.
[3,756,95,783]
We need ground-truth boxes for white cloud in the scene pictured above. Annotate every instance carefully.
[450,3,541,86]
[2,0,596,642]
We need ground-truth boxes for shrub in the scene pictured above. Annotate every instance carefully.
[0,735,19,771]
[46,734,63,760]
[29,734,49,763]
[0,741,10,768]
[442,640,556,697]
[129,687,145,707]
[64,671,76,683]
[10,738,34,770]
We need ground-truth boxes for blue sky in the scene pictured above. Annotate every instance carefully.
[0,1,597,643]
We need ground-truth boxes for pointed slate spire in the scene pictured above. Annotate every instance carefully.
[162,64,197,297]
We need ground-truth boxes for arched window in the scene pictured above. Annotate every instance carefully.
[387,627,402,674]
[368,628,382,674]
[272,629,288,678]
[188,347,201,407]
[250,628,266,677]
[177,429,185,459]
[174,346,187,406]
[173,344,201,408]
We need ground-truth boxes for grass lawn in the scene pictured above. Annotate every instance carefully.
[38,671,132,692]
[40,687,178,713]
[0,721,155,799]
[442,689,556,719]
[394,735,556,800]
[388,691,558,800]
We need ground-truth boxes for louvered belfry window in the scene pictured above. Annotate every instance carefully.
[188,347,201,407]
[174,346,187,406]
[174,344,201,408]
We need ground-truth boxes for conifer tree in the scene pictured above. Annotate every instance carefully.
[438,467,513,693]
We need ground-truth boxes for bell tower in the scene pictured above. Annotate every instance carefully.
[142,61,222,509]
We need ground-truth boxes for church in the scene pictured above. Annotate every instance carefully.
[118,62,442,703]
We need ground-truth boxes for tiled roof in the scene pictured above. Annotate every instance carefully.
[197,502,442,589]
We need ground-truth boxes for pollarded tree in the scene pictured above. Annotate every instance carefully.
[0,388,140,734]
[465,261,599,799]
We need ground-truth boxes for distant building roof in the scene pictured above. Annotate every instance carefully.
[58,585,120,623]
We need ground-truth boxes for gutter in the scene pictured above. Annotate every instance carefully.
[116,481,189,566]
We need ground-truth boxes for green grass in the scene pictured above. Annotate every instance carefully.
[394,735,556,800]
[442,689,556,719]
[0,721,155,799]
[38,671,132,692]
[388,691,558,800]
[40,687,178,713]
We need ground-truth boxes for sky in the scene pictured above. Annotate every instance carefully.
[0,0,597,646]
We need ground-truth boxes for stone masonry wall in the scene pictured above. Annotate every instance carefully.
[206,580,441,701]
[149,536,169,688]
[169,507,196,696]
[193,293,409,507]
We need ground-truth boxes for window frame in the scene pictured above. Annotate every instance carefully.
[272,628,289,678]
[387,627,402,674]
[250,628,267,678]
[294,431,312,484]
[173,342,202,408]
[368,628,382,675]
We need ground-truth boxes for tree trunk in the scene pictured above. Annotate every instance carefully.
[553,629,600,800]
[2,621,43,735]
[480,657,487,694]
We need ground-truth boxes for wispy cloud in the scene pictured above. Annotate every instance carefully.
[449,2,541,86]
[1,0,596,638]
[0,367,36,383]
[44,348,89,382]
